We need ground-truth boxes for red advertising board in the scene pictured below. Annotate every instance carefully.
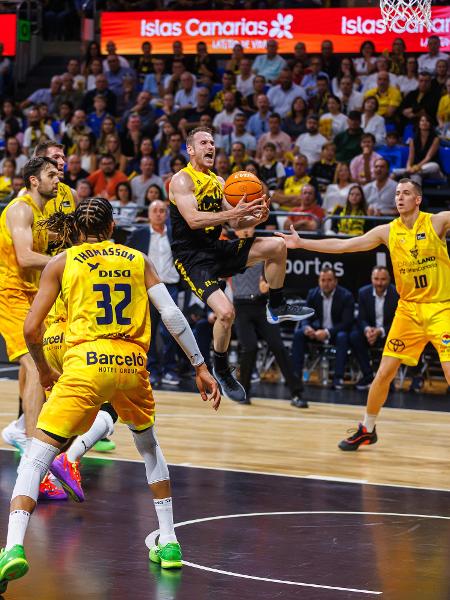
[0,14,16,56]
[101,8,450,55]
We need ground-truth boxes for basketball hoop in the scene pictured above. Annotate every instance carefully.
[380,0,432,31]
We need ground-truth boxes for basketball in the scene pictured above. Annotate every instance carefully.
[223,171,263,207]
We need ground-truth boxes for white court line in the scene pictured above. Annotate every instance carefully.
[0,366,19,373]
[146,510,450,595]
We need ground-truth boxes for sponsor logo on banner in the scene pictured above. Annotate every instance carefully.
[387,339,406,352]
[101,7,450,54]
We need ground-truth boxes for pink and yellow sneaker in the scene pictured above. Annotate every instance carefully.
[38,473,68,501]
[49,453,85,502]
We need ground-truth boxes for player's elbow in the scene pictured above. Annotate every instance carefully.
[16,252,35,269]
[23,315,39,345]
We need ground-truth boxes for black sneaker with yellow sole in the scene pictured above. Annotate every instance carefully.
[338,423,377,451]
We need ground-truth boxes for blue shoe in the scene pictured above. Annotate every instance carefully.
[266,302,315,324]
[212,367,247,403]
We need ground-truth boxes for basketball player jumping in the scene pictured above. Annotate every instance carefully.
[0,197,220,593]
[169,126,314,403]
[277,178,450,450]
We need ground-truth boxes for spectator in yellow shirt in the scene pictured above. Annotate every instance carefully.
[364,72,402,119]
[272,154,316,211]
[437,76,450,128]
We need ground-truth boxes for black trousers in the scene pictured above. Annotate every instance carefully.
[234,302,302,399]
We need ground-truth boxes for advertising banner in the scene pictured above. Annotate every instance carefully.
[101,8,450,55]
[1,14,17,55]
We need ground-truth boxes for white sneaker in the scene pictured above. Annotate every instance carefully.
[1,418,27,455]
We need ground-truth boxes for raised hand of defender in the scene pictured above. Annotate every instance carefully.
[39,366,61,391]
[275,224,303,249]
[195,363,221,410]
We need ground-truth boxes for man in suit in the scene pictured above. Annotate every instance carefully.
[350,266,399,390]
[126,200,180,387]
[292,267,354,389]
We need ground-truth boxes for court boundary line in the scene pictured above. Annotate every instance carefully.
[1,447,448,493]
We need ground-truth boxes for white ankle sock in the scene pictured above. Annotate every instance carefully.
[66,411,114,463]
[6,510,30,550]
[363,413,377,433]
[154,497,177,545]
[16,414,25,431]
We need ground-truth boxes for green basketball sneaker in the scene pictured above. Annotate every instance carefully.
[93,438,116,453]
[0,545,29,585]
[149,539,182,569]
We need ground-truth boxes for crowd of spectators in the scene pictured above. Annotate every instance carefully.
[0,34,449,394]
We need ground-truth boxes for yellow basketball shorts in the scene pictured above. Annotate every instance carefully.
[0,288,35,362]
[43,321,67,373]
[37,339,155,439]
[383,300,450,366]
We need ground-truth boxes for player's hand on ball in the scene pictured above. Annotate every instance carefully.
[195,363,221,410]
[275,224,302,249]
[39,366,61,391]
[233,195,265,219]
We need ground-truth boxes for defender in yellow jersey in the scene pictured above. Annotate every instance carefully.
[169,127,314,404]
[0,198,220,589]
[277,178,450,451]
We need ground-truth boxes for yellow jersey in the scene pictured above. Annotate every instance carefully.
[0,194,48,292]
[61,240,150,352]
[170,162,223,252]
[19,182,76,218]
[46,294,67,326]
[388,211,450,303]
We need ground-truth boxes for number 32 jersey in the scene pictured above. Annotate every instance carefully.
[61,241,150,352]
[388,211,450,303]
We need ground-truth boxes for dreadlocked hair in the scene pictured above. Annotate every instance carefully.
[38,197,114,250]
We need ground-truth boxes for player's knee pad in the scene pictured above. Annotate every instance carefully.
[96,407,115,437]
[12,438,59,502]
[100,402,118,423]
[130,426,169,485]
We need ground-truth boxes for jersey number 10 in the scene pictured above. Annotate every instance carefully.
[413,275,428,289]
[93,283,131,325]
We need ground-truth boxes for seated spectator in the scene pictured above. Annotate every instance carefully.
[252,40,286,83]
[82,74,117,116]
[20,75,62,116]
[127,137,157,176]
[336,75,363,115]
[158,131,189,179]
[388,37,407,76]
[102,41,130,72]
[76,178,93,202]
[122,91,157,137]
[164,59,190,97]
[135,41,154,87]
[267,67,307,118]
[363,158,398,215]
[310,141,337,191]
[319,95,347,140]
[247,94,271,140]
[61,109,92,155]
[294,114,327,166]
[302,56,329,99]
[87,153,128,200]
[85,58,103,92]
[38,102,53,128]
[281,96,307,140]
[174,72,198,111]
[164,154,188,195]
[120,113,146,159]
[361,97,386,146]
[119,74,138,116]
[256,113,292,161]
[362,56,398,93]
[245,75,268,112]
[321,39,340,80]
[126,200,180,387]
[178,87,215,137]
[86,94,109,138]
[0,99,23,141]
[220,112,256,157]
[259,142,286,191]
[399,72,439,129]
[331,57,358,95]
[350,266,399,390]
[96,116,117,154]
[53,100,73,141]
[417,35,449,75]
[353,41,377,85]
[65,58,85,92]
[225,43,244,76]
[56,73,83,112]
[192,41,217,84]
[75,133,97,174]
[0,158,15,200]
[289,41,309,69]
[431,59,448,96]
[145,184,165,206]
[23,106,56,155]
[364,71,401,120]
[330,184,368,236]
[130,156,165,205]
[334,111,364,163]
[272,153,312,208]
[350,133,382,185]
[229,141,250,174]
[0,137,27,175]
[308,75,331,116]
[166,40,192,73]
[284,184,324,231]
[110,181,138,228]
[62,154,89,188]
[292,267,354,389]
[143,57,166,100]
[392,114,443,184]
[236,57,255,98]
[397,56,419,96]
[210,71,242,114]
[437,76,450,128]
[214,152,231,180]
[82,41,102,77]
[322,162,353,218]
[3,174,24,203]
[212,91,242,137]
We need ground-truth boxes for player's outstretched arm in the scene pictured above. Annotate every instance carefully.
[7,202,52,269]
[275,224,389,253]
[169,170,264,230]
[24,254,66,390]
[144,257,221,410]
